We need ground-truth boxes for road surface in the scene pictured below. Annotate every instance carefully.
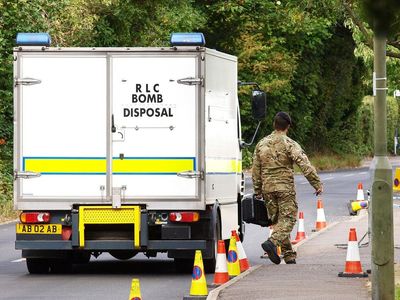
[0,166,392,299]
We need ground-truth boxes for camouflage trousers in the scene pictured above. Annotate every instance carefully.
[264,191,298,262]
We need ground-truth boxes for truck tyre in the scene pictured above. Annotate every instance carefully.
[204,212,221,273]
[49,259,73,274]
[26,258,50,274]
[72,251,91,264]
[110,251,138,260]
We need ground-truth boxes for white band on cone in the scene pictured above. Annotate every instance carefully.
[356,190,364,201]
[215,253,228,272]
[236,241,246,260]
[346,241,361,261]
[316,208,326,221]
[298,219,305,232]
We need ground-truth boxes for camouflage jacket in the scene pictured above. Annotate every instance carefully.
[252,130,322,194]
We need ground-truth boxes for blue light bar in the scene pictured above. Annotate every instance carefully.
[170,33,205,47]
[16,33,51,47]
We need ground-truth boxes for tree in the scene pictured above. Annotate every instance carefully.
[343,0,400,59]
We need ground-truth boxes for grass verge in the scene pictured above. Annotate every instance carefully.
[0,159,15,223]
[0,201,17,223]
[294,153,362,172]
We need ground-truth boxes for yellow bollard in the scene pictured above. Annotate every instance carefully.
[189,250,208,297]
[393,168,400,192]
[227,231,240,277]
[128,278,142,300]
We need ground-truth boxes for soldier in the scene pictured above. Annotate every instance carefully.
[252,112,323,264]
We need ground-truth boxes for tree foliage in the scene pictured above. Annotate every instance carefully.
[1,0,394,177]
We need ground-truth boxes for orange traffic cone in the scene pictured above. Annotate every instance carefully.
[314,199,327,231]
[292,211,306,244]
[338,228,368,277]
[232,230,250,272]
[227,233,240,277]
[356,183,365,201]
[213,240,229,285]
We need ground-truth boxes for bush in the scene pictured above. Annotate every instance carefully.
[355,95,399,155]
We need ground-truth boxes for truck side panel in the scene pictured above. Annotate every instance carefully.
[204,51,241,239]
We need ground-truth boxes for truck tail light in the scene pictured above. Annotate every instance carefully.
[169,212,199,223]
[62,227,72,240]
[20,212,50,224]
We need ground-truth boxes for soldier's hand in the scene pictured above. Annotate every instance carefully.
[315,186,323,196]
[254,194,263,200]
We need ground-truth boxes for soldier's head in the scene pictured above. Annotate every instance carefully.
[274,112,292,131]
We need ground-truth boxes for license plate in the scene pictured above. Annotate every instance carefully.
[16,224,62,234]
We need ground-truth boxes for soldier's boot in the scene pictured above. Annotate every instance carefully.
[261,240,281,264]
[285,259,296,264]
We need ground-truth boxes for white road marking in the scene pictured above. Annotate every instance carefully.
[11,258,26,263]
[343,173,355,177]
[323,176,334,181]
[358,172,368,175]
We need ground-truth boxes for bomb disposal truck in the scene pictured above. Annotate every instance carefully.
[13,32,266,273]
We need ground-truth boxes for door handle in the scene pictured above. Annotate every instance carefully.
[111,114,116,133]
[177,170,203,179]
[14,171,41,180]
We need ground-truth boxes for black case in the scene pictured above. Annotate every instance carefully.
[242,194,271,227]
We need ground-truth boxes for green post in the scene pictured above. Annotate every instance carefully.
[370,35,395,300]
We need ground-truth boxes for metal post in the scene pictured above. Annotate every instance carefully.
[370,35,395,300]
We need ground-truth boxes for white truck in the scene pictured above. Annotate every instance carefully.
[13,32,266,273]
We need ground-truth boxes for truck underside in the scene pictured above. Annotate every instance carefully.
[16,203,227,273]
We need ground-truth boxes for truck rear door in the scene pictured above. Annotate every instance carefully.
[110,54,202,206]
[15,53,107,205]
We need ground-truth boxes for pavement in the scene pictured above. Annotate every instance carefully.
[214,200,400,300]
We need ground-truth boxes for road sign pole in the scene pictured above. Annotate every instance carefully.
[370,34,395,300]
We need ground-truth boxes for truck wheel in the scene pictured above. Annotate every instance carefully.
[110,251,138,260]
[72,251,91,264]
[49,259,73,274]
[204,213,221,273]
[26,258,50,274]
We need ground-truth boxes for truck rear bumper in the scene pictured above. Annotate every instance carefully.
[16,239,206,251]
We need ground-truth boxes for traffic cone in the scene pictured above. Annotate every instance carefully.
[314,199,327,231]
[187,250,208,298]
[227,233,240,277]
[128,279,142,300]
[338,228,368,278]
[356,183,365,201]
[350,200,368,214]
[394,168,400,192]
[213,240,229,285]
[292,211,306,244]
[232,230,250,272]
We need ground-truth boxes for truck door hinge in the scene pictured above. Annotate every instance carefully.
[14,171,41,180]
[14,77,42,86]
[177,170,204,180]
[177,77,203,86]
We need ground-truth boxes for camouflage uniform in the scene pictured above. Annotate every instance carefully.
[252,130,322,262]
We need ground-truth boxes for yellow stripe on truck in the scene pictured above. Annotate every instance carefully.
[113,158,193,174]
[206,158,242,174]
[23,157,195,174]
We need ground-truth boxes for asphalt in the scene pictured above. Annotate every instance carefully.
[216,202,400,300]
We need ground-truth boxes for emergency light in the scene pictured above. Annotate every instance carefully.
[170,32,205,47]
[16,33,51,47]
